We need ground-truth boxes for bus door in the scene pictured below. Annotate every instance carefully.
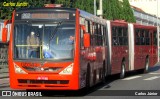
[149,29,157,66]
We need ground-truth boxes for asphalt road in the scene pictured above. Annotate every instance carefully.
[1,62,160,99]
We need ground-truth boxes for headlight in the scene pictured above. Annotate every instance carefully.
[59,63,73,75]
[14,63,27,74]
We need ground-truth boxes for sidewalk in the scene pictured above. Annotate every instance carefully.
[0,66,9,88]
[0,66,9,79]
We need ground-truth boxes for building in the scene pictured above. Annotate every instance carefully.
[132,6,160,26]
[129,0,160,17]
[129,0,160,32]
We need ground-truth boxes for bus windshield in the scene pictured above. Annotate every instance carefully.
[14,21,75,60]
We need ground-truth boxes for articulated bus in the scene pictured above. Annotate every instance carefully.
[2,7,107,90]
[106,21,159,78]
[1,7,159,90]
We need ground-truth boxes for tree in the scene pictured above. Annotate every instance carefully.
[0,0,15,19]
[54,0,71,7]
[103,0,135,23]
[121,0,136,22]
[0,0,136,23]
[73,0,94,14]
[0,0,50,20]
[111,0,122,20]
[103,0,113,20]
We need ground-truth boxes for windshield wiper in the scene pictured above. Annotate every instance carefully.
[49,21,62,41]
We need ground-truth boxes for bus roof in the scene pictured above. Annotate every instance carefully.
[133,23,157,29]
[79,10,106,25]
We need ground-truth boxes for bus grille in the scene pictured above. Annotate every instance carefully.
[22,66,62,72]
[18,79,69,84]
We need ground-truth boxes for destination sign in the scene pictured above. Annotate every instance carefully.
[21,13,70,20]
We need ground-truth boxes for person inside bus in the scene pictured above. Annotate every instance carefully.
[59,35,75,45]
[27,31,39,58]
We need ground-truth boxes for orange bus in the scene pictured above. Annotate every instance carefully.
[2,7,159,91]
[2,7,107,90]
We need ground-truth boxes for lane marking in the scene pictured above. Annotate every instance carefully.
[122,76,142,80]
[143,76,160,80]
[149,72,160,75]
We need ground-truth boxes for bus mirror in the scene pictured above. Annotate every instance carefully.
[81,25,86,32]
[84,33,90,48]
[2,28,8,43]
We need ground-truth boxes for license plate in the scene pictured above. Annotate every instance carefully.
[37,76,48,80]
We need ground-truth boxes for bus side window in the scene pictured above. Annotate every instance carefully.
[119,37,123,45]
[85,20,88,33]
[103,26,107,46]
[118,27,122,37]
[124,27,128,45]
[90,21,92,35]
[91,22,96,46]
[153,30,157,45]
[113,37,118,45]
[112,26,119,46]
[87,20,90,34]
[145,30,150,45]
[135,29,141,45]
[101,25,105,46]
[141,29,146,45]
[95,23,99,46]
[98,24,103,46]
[80,26,84,48]
[112,27,116,37]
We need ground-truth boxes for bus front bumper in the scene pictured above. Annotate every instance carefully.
[10,74,79,90]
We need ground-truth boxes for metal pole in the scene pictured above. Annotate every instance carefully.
[94,0,96,15]
[99,0,103,18]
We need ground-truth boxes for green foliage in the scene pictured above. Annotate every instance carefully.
[0,0,50,20]
[0,0,136,23]
[103,0,135,23]
[122,0,136,22]
[0,0,14,19]
[54,0,71,7]
[103,0,112,20]
[111,0,122,20]
[72,0,94,14]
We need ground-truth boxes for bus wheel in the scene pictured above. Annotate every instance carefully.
[120,62,125,79]
[86,65,90,88]
[144,58,149,73]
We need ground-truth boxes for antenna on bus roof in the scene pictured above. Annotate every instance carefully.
[44,4,63,8]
